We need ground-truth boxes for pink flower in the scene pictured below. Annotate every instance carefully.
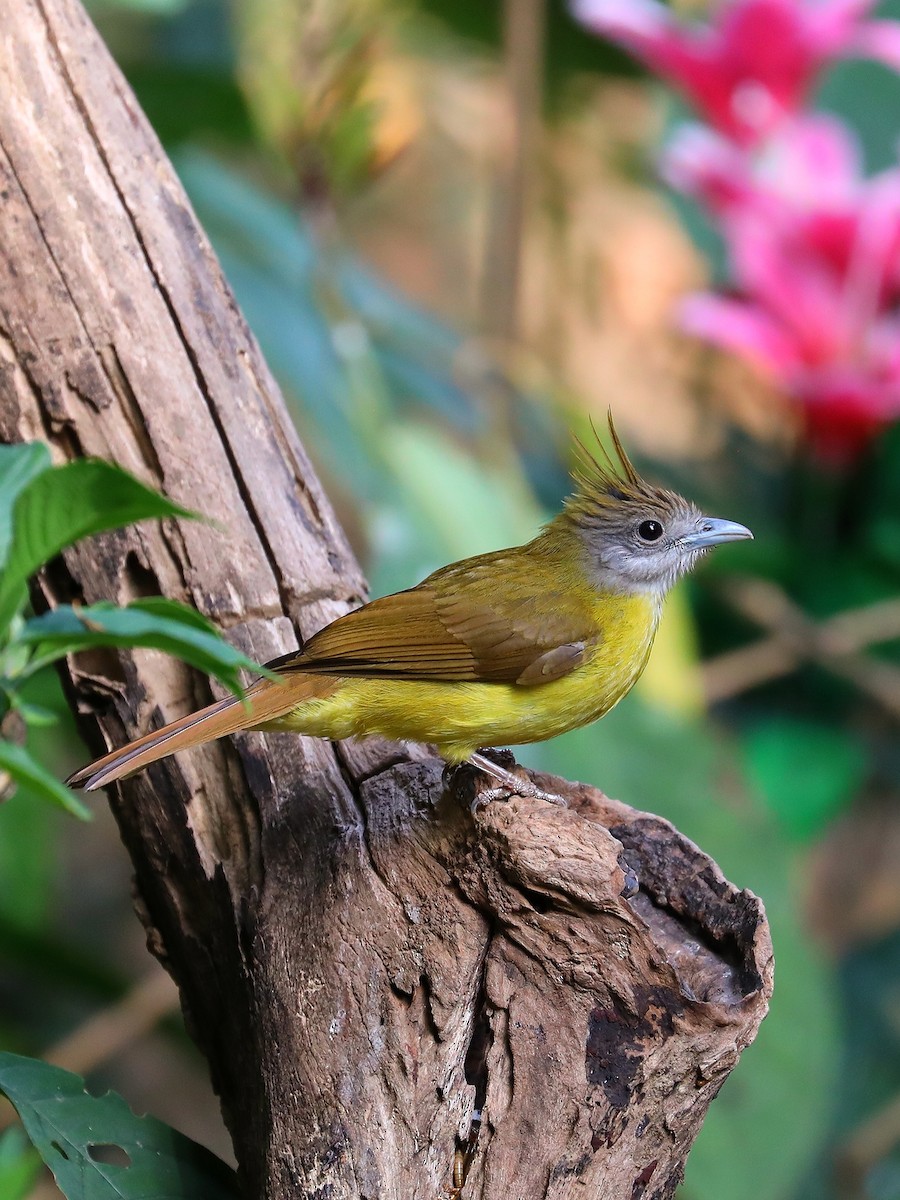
[681,292,900,460]
[572,0,900,144]
[679,189,900,459]
[664,117,900,298]
[658,115,900,459]
[661,116,863,216]
[572,0,900,456]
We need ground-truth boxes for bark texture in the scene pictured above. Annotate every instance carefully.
[0,3,774,1197]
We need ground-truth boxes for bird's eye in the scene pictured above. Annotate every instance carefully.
[638,519,664,542]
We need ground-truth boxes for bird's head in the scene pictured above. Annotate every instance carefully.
[563,417,752,595]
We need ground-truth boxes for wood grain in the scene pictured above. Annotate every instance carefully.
[0,3,773,1197]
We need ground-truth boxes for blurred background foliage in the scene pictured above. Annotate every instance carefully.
[6,0,900,1196]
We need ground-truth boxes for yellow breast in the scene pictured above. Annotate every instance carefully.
[273,590,660,763]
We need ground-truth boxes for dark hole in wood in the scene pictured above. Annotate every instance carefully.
[123,549,160,599]
[520,885,553,914]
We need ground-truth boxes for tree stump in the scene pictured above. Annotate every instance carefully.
[0,2,773,1196]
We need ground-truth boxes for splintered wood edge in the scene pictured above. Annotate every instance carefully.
[372,756,772,1018]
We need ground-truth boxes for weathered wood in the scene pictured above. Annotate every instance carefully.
[0,3,773,1197]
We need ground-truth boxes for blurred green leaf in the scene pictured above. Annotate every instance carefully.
[0,1128,40,1200]
[380,420,541,562]
[522,702,838,1200]
[12,701,59,728]
[863,422,900,573]
[795,927,900,1200]
[174,151,492,491]
[0,788,57,932]
[90,0,187,11]
[0,744,90,821]
[0,1053,240,1200]
[0,914,125,998]
[127,64,255,145]
[0,443,51,572]
[636,583,706,715]
[816,55,900,173]
[175,151,380,490]
[0,460,193,632]
[414,0,640,106]
[20,599,262,698]
[335,260,481,432]
[742,718,867,840]
[232,0,401,197]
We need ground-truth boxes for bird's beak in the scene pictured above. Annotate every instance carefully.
[682,517,754,549]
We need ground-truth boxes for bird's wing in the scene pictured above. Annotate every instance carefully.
[276,551,596,686]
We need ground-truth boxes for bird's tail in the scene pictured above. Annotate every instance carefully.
[67,677,300,793]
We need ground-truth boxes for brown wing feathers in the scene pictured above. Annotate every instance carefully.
[294,588,484,679]
[292,573,594,684]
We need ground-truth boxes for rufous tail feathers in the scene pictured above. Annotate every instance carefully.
[67,678,298,793]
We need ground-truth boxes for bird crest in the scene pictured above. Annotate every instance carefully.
[565,412,662,523]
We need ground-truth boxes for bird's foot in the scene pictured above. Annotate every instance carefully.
[463,749,567,812]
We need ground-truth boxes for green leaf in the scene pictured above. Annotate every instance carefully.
[19,600,263,698]
[0,443,51,573]
[365,420,546,599]
[127,64,255,147]
[122,595,225,632]
[0,785,57,931]
[742,717,866,840]
[0,914,123,998]
[12,701,59,728]
[0,1052,240,1200]
[0,1128,40,1200]
[0,459,194,632]
[381,421,542,561]
[90,0,187,10]
[815,51,900,174]
[415,0,639,104]
[0,743,90,820]
[800,930,900,1198]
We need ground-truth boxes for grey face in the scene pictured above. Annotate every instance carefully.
[579,496,753,594]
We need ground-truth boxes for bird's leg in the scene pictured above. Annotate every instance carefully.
[466,750,567,811]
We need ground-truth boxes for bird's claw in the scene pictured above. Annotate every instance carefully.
[470,781,567,813]
[448,749,569,812]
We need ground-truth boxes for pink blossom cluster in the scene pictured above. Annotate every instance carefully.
[573,0,900,461]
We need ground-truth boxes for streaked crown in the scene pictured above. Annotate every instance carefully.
[561,414,752,594]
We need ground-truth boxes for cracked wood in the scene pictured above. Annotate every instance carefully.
[0,2,774,1198]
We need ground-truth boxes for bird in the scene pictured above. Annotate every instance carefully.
[68,418,752,795]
